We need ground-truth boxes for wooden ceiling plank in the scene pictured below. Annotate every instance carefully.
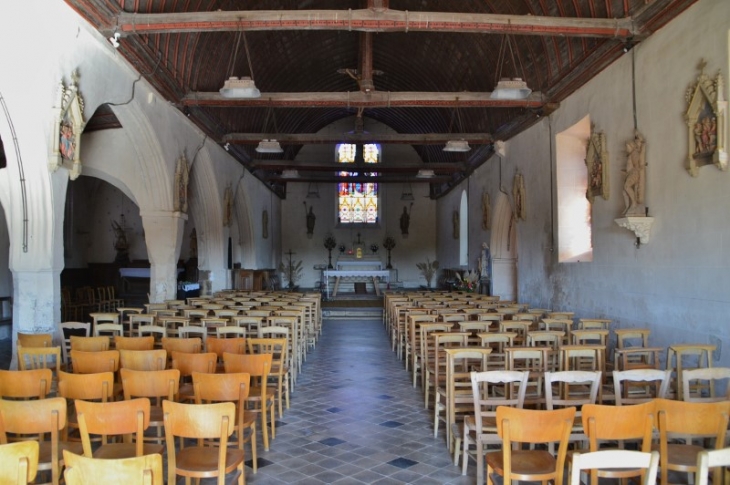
[223,133,492,144]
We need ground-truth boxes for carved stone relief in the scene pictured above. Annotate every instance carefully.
[585,125,609,203]
[49,70,86,180]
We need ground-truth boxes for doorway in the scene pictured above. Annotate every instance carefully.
[489,192,518,301]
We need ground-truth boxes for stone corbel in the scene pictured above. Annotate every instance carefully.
[614,216,655,244]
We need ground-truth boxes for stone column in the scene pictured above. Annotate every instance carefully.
[141,211,187,303]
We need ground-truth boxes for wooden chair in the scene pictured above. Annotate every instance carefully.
[505,346,550,406]
[207,336,246,362]
[120,368,180,445]
[613,368,671,405]
[70,336,110,353]
[696,448,730,485]
[170,351,217,401]
[571,449,659,485]
[157,317,190,339]
[423,330,467,409]
[163,400,244,485]
[0,440,39,485]
[161,337,202,356]
[544,370,601,447]
[463,370,529,481]
[0,368,52,399]
[93,323,124,339]
[654,398,730,485]
[478,332,517,368]
[57,370,115,440]
[89,313,120,336]
[116,307,144,337]
[17,332,53,348]
[177,325,208,345]
[217,326,247,338]
[58,322,90,368]
[485,406,576,485]
[247,337,289,418]
[75,397,163,459]
[223,352,275,452]
[17,345,62,376]
[137,324,167,348]
[128,315,156,340]
[0,397,83,485]
[69,350,120,375]
[668,344,716,401]
[193,372,258,473]
[114,336,155,351]
[682,367,730,402]
[62,450,162,485]
[580,401,657,485]
[119,349,167,371]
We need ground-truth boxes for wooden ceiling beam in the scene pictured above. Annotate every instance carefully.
[250,161,464,173]
[265,174,451,183]
[223,133,492,144]
[183,91,546,108]
[113,9,637,38]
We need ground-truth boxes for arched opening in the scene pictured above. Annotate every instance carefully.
[0,136,11,338]
[490,192,518,301]
[556,115,593,262]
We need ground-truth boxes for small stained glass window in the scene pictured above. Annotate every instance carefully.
[337,143,379,224]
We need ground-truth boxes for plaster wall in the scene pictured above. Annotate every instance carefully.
[438,0,730,365]
[280,117,437,289]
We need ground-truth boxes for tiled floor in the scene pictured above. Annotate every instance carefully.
[246,317,475,484]
[0,318,477,484]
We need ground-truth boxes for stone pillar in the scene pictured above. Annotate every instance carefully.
[141,211,187,303]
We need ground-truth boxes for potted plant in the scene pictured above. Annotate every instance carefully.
[416,257,439,289]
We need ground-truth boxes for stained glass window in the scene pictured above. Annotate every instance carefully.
[337,143,379,224]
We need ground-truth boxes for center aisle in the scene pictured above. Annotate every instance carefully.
[251,318,475,484]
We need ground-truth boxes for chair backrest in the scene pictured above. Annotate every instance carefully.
[75,398,151,457]
[193,371,250,403]
[17,333,53,348]
[696,448,730,485]
[94,323,124,338]
[222,352,272,378]
[206,337,246,359]
[247,338,288,375]
[258,325,289,339]
[0,440,39,485]
[544,370,601,409]
[655,398,730,439]
[17,345,61,372]
[63,450,162,485]
[120,349,167,371]
[496,406,576,485]
[215,326,246,339]
[0,369,53,399]
[59,322,91,365]
[682,367,730,402]
[137,325,167,341]
[57,369,114,402]
[615,328,650,348]
[176,326,207,342]
[70,336,110,352]
[613,368,671,405]
[470,370,529,433]
[161,337,202,354]
[114,336,155,351]
[70,350,120,374]
[571,450,659,485]
[171,351,217,377]
[120,368,180,401]
[581,401,656,451]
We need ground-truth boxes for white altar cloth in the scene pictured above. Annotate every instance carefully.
[323,270,390,298]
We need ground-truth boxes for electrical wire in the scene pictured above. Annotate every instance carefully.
[0,92,28,252]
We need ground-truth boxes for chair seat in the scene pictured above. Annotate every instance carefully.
[39,440,84,467]
[486,449,557,479]
[652,442,706,470]
[93,442,165,459]
[176,447,245,476]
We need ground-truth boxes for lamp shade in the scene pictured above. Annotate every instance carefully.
[490,78,532,100]
[281,169,299,179]
[255,139,284,153]
[416,169,436,178]
[219,76,261,99]
[443,140,471,152]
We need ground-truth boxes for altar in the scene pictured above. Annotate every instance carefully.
[323,269,391,298]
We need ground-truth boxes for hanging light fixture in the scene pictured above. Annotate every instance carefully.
[219,31,261,99]
[306,183,320,199]
[256,101,284,153]
[443,99,471,152]
[400,183,414,201]
[416,169,436,178]
[491,33,532,100]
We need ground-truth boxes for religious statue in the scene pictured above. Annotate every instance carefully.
[111,216,130,264]
[481,191,491,231]
[49,70,86,181]
[622,130,646,216]
[303,202,315,238]
[513,172,526,221]
[174,154,189,213]
[400,203,412,238]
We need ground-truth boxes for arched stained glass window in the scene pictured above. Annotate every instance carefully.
[337,143,379,224]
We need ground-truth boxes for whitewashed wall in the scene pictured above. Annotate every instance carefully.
[438,0,730,366]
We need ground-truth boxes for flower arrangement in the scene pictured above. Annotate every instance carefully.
[416,257,439,289]
[370,244,379,253]
[324,234,337,250]
[455,269,479,293]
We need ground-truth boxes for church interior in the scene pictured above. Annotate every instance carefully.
[0,0,729,482]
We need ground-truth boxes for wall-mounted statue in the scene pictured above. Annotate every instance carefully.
[174,154,189,213]
[400,203,412,238]
[513,172,526,221]
[111,216,130,264]
[481,191,491,230]
[586,125,610,203]
[622,130,646,217]
[222,185,232,227]
[303,202,315,239]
